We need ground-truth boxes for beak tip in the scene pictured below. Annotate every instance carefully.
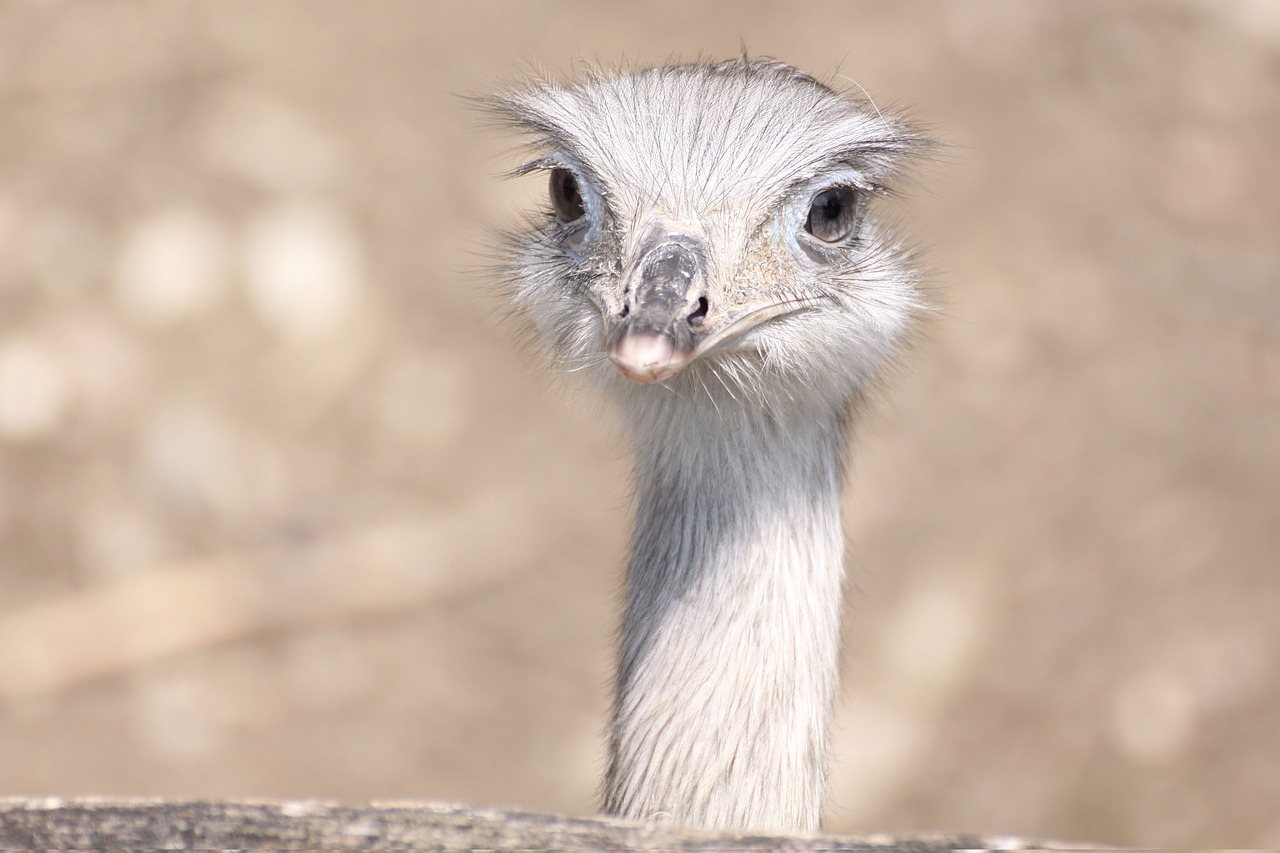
[608,332,691,384]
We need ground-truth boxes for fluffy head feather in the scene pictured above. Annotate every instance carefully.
[488,58,926,423]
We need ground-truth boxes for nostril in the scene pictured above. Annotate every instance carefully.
[618,304,630,319]
[687,296,708,327]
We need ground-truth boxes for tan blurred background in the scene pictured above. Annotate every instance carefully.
[0,0,1277,847]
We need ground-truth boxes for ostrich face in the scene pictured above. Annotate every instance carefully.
[494,60,924,406]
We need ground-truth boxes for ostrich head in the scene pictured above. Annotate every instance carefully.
[491,58,924,418]
[488,58,929,831]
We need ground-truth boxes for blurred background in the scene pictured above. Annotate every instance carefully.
[0,1,1277,847]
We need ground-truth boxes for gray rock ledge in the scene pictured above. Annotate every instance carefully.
[0,798,1105,851]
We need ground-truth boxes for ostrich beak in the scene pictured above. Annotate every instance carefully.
[606,236,707,384]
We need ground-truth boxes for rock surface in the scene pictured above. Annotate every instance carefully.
[0,799,1095,851]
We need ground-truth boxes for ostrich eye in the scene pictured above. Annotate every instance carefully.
[805,185,859,243]
[549,168,586,223]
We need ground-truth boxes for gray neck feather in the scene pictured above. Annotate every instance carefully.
[604,391,849,831]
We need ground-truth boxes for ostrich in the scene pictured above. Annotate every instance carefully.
[487,57,926,832]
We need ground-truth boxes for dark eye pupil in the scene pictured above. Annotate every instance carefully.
[805,185,858,243]
[550,168,586,223]
[822,193,842,220]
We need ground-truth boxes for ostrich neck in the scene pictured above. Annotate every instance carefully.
[604,397,850,832]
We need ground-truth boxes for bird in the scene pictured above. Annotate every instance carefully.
[486,56,927,833]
